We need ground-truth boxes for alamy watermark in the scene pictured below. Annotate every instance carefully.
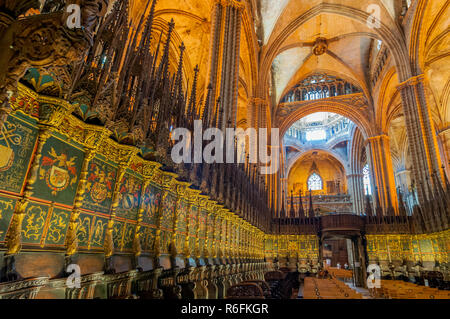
[171,121,280,175]
[66,263,81,289]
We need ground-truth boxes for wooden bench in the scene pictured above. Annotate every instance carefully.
[372,279,450,299]
[226,283,265,299]
[245,280,272,299]
[303,277,363,299]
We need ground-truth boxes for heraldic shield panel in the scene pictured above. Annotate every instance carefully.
[81,156,117,214]
[0,113,38,194]
[115,171,142,221]
[34,135,84,206]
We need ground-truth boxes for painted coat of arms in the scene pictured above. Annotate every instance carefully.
[86,162,115,204]
[117,175,141,219]
[142,185,161,224]
[161,194,176,229]
[0,122,21,172]
[39,147,78,196]
[0,116,38,194]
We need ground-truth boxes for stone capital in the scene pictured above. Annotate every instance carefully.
[249,97,267,106]
[395,169,410,176]
[347,174,364,178]
[368,134,390,142]
[216,0,244,10]
[397,74,425,90]
[438,127,450,137]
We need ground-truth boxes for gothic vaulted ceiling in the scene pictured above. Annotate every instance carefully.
[128,0,449,139]
[259,0,400,106]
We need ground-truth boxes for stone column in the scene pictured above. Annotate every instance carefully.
[368,135,398,213]
[206,0,243,128]
[397,75,444,204]
[248,98,260,130]
[218,0,243,128]
[395,169,411,192]
[205,0,225,112]
[347,173,365,215]
[438,128,450,175]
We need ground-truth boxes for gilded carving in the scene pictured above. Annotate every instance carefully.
[5,198,28,254]
[0,197,15,241]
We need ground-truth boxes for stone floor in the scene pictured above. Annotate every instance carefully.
[344,282,372,299]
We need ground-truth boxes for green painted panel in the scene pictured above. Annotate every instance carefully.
[419,239,432,253]
[121,223,135,250]
[82,157,117,213]
[138,226,148,251]
[412,240,419,253]
[0,196,16,241]
[161,193,176,230]
[76,213,93,248]
[21,202,49,244]
[198,209,207,239]
[189,206,198,236]
[112,220,125,248]
[0,114,38,193]
[142,183,161,226]
[176,199,188,234]
[160,229,171,254]
[45,207,70,245]
[175,233,185,254]
[90,215,109,248]
[401,240,411,251]
[144,227,156,252]
[116,173,142,221]
[35,136,84,205]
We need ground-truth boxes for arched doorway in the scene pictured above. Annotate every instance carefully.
[319,214,368,288]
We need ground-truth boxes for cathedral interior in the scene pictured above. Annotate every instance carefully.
[0,0,449,300]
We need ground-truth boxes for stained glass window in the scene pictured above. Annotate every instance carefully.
[308,173,323,191]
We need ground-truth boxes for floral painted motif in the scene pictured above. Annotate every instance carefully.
[76,214,92,248]
[0,197,16,241]
[21,203,48,243]
[90,216,108,248]
[45,208,70,245]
